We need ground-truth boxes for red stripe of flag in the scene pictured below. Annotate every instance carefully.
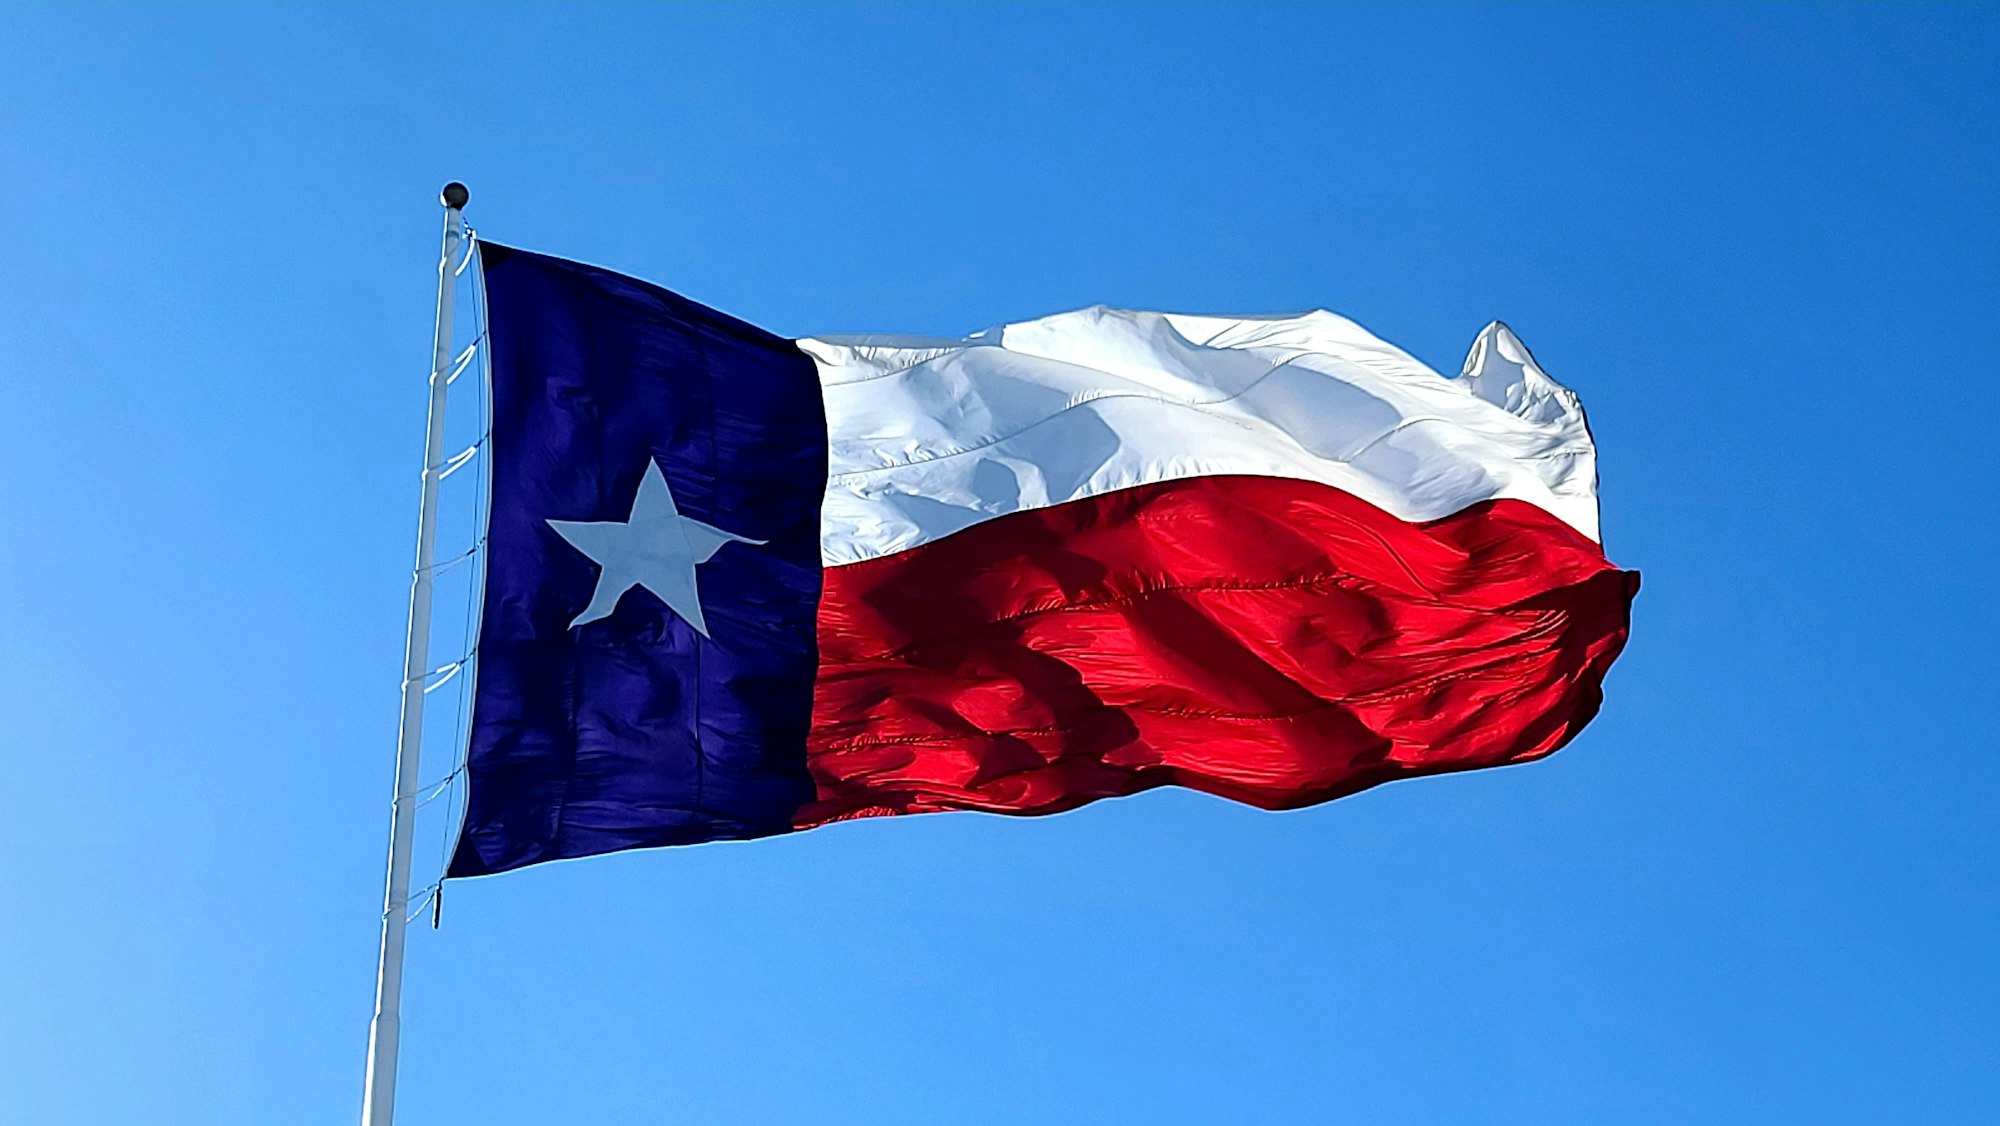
[802,474,1637,828]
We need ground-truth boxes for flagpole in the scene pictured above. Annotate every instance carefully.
[360,181,469,1126]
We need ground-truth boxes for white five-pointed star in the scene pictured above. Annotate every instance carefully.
[547,460,762,637]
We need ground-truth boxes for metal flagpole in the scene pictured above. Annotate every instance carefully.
[360,181,470,1126]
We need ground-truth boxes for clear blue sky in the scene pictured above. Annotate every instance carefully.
[2,4,1995,1123]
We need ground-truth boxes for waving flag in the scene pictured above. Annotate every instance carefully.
[447,243,1637,877]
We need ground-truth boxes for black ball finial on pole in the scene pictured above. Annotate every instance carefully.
[440,182,470,210]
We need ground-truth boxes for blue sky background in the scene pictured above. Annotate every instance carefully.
[2,4,1996,1123]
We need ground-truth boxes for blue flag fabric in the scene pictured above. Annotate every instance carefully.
[448,243,825,877]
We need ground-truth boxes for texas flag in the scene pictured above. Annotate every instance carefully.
[447,243,1637,877]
